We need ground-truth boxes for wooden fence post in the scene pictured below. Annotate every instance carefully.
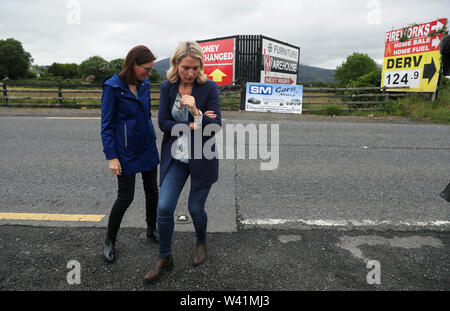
[348,89,353,113]
[2,83,7,106]
[58,86,63,105]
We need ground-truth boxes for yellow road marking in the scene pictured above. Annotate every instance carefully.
[0,212,105,222]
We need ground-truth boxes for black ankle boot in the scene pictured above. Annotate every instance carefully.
[147,225,159,243]
[103,235,116,263]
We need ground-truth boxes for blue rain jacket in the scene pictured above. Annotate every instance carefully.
[101,74,159,175]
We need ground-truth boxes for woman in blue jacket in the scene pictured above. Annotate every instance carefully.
[144,41,221,282]
[100,45,160,263]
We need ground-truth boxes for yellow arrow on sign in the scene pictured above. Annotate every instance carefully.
[208,68,227,83]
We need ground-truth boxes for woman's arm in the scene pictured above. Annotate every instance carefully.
[100,85,118,160]
[158,82,190,133]
[202,83,222,128]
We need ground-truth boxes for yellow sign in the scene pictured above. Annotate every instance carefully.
[208,68,227,83]
[381,51,441,92]
[381,19,447,93]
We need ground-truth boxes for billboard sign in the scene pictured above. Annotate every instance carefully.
[245,82,303,114]
[381,18,447,92]
[198,38,235,86]
[261,38,300,85]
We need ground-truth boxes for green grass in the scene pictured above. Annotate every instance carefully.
[302,86,450,124]
[386,88,450,124]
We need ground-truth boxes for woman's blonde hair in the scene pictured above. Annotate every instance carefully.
[167,41,208,84]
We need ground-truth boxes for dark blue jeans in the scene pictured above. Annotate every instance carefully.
[158,160,212,257]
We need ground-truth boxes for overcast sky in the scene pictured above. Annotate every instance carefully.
[0,0,449,69]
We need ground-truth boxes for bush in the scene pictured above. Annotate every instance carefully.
[323,105,343,116]
[386,87,450,123]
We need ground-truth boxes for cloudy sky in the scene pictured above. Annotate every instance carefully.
[0,0,449,69]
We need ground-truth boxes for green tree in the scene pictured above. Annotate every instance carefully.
[109,58,124,72]
[65,63,79,78]
[350,68,382,87]
[0,38,33,80]
[79,56,114,82]
[334,52,378,86]
[48,63,79,78]
[149,69,162,83]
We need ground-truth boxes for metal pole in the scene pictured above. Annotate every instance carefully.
[240,84,246,110]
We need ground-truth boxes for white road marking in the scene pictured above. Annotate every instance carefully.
[241,218,450,227]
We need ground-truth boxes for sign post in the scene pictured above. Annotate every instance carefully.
[381,18,448,94]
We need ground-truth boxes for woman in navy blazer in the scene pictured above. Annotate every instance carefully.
[100,45,160,263]
[144,41,221,282]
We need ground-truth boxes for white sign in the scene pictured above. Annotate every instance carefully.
[383,69,421,89]
[261,38,300,85]
[245,82,303,114]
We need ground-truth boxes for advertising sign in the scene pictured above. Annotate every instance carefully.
[381,18,447,92]
[245,82,303,114]
[198,38,235,86]
[261,38,300,85]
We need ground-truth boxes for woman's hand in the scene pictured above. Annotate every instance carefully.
[109,158,122,175]
[188,110,217,130]
[181,95,200,116]
[204,110,217,118]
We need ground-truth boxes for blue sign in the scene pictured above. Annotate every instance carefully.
[249,85,273,95]
[245,82,303,114]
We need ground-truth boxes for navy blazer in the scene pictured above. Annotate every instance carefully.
[101,74,159,175]
[158,79,222,190]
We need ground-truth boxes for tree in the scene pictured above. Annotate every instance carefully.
[354,68,382,87]
[334,53,378,86]
[0,38,33,80]
[149,69,162,83]
[79,56,114,82]
[48,63,79,78]
[109,58,124,72]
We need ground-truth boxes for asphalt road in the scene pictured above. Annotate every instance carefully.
[0,108,449,293]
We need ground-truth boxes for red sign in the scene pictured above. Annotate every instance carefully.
[199,38,235,86]
[384,18,447,57]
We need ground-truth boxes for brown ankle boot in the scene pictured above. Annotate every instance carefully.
[193,243,207,266]
[144,255,173,283]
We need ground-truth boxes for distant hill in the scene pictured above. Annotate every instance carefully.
[154,58,334,83]
[299,65,335,83]
[153,58,170,79]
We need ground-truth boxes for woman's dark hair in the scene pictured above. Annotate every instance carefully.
[119,45,156,85]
